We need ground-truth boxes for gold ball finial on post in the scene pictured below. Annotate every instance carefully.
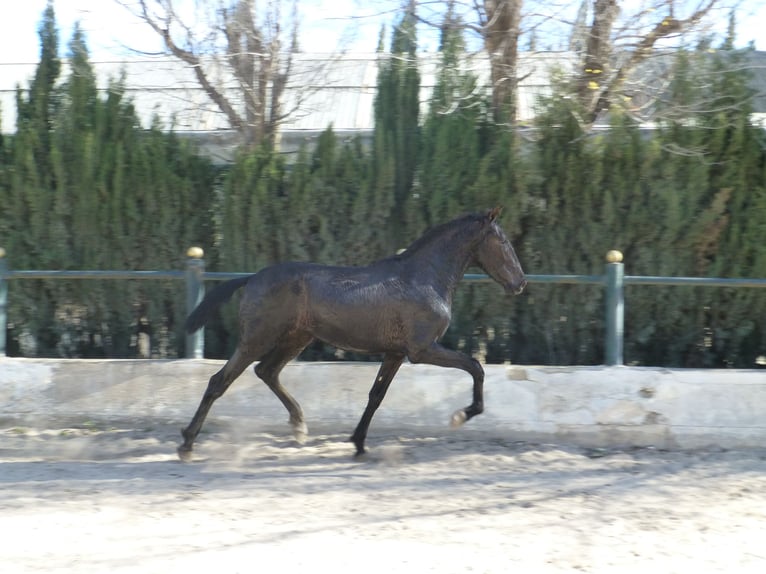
[605,250,623,264]
[604,249,625,366]
[186,246,204,259]
[185,246,205,359]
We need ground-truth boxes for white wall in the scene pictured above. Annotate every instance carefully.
[1,358,764,449]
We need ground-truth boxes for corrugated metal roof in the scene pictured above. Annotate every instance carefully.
[2,51,763,138]
[1,52,577,135]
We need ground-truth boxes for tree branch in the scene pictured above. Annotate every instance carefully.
[583,0,719,124]
[137,0,244,130]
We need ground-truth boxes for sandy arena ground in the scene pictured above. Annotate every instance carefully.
[1,418,765,574]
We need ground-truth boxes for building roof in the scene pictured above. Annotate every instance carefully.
[0,52,575,131]
[2,50,764,161]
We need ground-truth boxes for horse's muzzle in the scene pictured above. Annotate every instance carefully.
[510,278,527,295]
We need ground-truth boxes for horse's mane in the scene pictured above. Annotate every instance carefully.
[394,212,485,259]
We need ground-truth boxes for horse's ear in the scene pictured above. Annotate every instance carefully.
[487,206,503,222]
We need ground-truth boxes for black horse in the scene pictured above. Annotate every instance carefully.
[179,207,526,460]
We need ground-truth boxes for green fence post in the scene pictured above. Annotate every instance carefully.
[185,247,205,359]
[0,247,7,357]
[604,250,624,366]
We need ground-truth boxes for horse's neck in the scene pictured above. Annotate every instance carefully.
[401,229,475,298]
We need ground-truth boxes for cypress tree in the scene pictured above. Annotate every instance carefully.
[512,91,604,364]
[291,128,348,263]
[680,45,765,366]
[513,43,766,367]
[218,144,286,273]
[4,3,63,355]
[299,128,374,266]
[10,2,61,267]
[613,43,766,367]
[2,7,216,357]
[371,0,420,246]
[210,144,286,356]
[416,2,484,226]
[15,2,60,189]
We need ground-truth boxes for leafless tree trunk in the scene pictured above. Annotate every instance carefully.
[125,0,300,148]
[414,0,523,125]
[576,0,719,126]
[577,0,619,117]
[481,0,523,125]
[414,0,730,130]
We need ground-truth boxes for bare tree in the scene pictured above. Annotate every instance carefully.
[480,1,523,125]
[574,0,721,126]
[121,0,746,141]
[576,0,619,116]
[408,0,523,125]
[120,0,302,148]
[408,0,737,129]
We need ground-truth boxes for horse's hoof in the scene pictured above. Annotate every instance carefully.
[177,446,194,462]
[293,431,308,444]
[450,409,468,428]
[291,421,308,444]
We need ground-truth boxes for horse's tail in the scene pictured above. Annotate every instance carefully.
[185,275,252,333]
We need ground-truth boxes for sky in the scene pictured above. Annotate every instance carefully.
[0,0,401,63]
[0,0,764,64]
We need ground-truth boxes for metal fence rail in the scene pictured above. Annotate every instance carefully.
[2,247,765,363]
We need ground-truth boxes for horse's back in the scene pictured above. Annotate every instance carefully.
[238,260,364,324]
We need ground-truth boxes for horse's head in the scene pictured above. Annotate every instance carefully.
[474,207,527,295]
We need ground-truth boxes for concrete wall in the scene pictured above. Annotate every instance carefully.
[1,358,764,449]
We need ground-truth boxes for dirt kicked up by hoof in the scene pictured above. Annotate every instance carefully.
[3,424,764,573]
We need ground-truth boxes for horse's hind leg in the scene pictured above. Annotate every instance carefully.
[178,347,255,461]
[254,331,314,442]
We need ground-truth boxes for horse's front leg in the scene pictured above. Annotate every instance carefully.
[408,342,485,427]
[350,353,405,457]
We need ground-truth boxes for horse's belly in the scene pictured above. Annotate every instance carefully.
[307,301,449,355]
[309,313,406,354]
